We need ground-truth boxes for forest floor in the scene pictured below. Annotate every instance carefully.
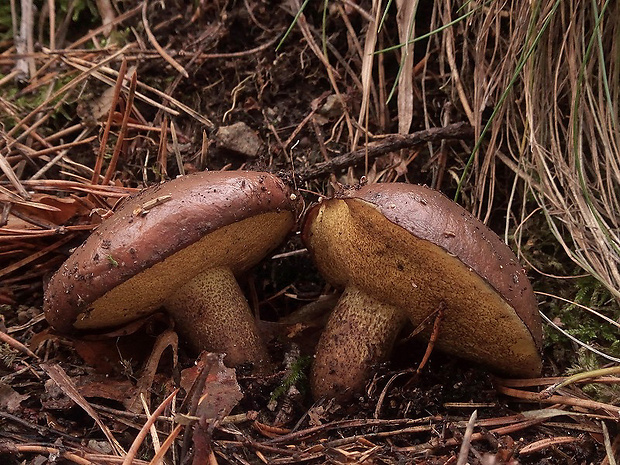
[0,1,618,464]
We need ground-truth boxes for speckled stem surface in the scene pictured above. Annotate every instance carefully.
[165,266,270,370]
[311,286,408,400]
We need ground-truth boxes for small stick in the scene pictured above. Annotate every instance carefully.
[92,58,127,185]
[122,389,180,465]
[298,123,473,180]
[0,329,39,359]
[456,409,478,465]
[416,301,445,375]
[102,69,137,185]
[142,2,188,78]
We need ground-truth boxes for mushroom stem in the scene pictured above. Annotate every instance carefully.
[165,266,270,370]
[311,286,408,400]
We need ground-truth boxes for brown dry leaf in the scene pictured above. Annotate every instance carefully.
[72,339,129,375]
[186,353,242,465]
[77,376,134,404]
[180,352,242,422]
[96,0,117,37]
[77,86,116,123]
[0,382,29,413]
[195,354,242,421]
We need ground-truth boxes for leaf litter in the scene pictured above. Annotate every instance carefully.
[0,0,618,464]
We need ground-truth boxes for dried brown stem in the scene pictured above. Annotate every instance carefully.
[299,122,473,180]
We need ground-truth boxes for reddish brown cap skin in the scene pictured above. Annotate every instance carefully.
[45,171,298,332]
[303,183,543,351]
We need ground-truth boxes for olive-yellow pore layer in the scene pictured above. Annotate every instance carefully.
[303,184,542,400]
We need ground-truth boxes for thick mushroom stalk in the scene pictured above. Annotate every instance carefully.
[166,266,269,369]
[44,171,299,371]
[303,183,543,400]
[311,286,407,399]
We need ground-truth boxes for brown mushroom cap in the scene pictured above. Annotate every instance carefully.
[44,171,298,368]
[303,183,542,399]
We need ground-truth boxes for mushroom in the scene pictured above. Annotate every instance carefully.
[302,183,542,400]
[44,171,299,370]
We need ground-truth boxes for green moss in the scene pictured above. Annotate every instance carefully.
[270,355,312,402]
[566,351,620,404]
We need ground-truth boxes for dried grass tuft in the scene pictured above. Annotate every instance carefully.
[427,1,619,301]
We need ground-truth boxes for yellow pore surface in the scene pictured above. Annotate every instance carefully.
[307,198,541,377]
[74,211,293,329]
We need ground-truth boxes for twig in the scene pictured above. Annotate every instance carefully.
[416,301,445,375]
[142,1,188,78]
[14,0,35,81]
[519,436,583,455]
[148,424,183,465]
[0,329,39,359]
[122,389,180,465]
[298,122,473,180]
[263,416,441,445]
[8,135,98,164]
[92,59,128,185]
[0,443,95,465]
[170,120,185,176]
[0,411,75,441]
[456,410,477,465]
[102,70,138,185]
[30,128,93,180]
[496,384,620,418]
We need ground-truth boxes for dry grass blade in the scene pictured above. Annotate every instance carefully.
[423,0,620,356]
[518,2,619,298]
[0,152,30,199]
[601,421,618,465]
[0,234,75,278]
[519,436,584,455]
[92,59,128,185]
[353,0,380,157]
[541,367,620,398]
[122,389,179,465]
[0,328,39,359]
[285,0,354,146]
[102,69,138,185]
[148,424,183,465]
[142,1,188,78]
[456,409,477,465]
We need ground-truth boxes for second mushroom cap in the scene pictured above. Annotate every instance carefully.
[303,183,543,400]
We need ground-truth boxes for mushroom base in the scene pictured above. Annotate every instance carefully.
[165,266,270,370]
[311,286,408,400]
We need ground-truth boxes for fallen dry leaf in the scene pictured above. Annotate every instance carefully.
[0,382,29,413]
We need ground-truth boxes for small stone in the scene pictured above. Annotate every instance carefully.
[215,122,263,158]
